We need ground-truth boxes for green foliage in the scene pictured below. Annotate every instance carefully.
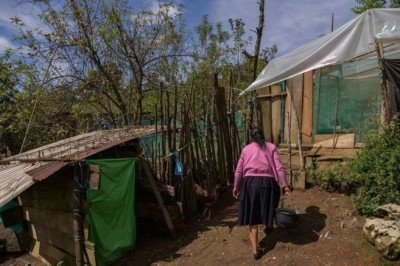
[306,163,355,193]
[351,0,399,14]
[0,53,80,154]
[391,0,400,7]
[0,0,277,154]
[347,118,400,215]
[0,56,34,154]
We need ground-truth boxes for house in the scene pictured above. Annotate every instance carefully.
[244,9,400,148]
[0,126,184,265]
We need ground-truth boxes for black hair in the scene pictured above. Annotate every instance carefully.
[250,127,265,147]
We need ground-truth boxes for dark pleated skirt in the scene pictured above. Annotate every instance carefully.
[238,176,281,226]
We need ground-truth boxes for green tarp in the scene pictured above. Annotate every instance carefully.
[85,158,136,265]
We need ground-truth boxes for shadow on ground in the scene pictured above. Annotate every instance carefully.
[259,205,327,256]
[116,190,327,265]
[115,187,239,266]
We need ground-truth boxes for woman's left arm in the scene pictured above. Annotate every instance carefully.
[272,145,290,191]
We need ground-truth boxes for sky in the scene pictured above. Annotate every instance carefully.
[0,0,358,57]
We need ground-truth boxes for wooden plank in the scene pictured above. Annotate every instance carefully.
[314,134,355,143]
[302,71,313,142]
[28,222,75,256]
[313,134,355,148]
[84,241,97,266]
[23,207,74,235]
[314,134,336,143]
[257,92,287,99]
[22,186,74,201]
[18,194,75,213]
[289,74,304,127]
[257,86,272,141]
[284,83,291,143]
[30,239,75,266]
[271,85,281,145]
[89,165,101,190]
[317,156,346,162]
[141,158,177,239]
[284,81,298,144]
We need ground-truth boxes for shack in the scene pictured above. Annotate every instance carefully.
[0,126,184,265]
[246,9,400,148]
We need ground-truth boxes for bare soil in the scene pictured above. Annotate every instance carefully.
[119,187,399,266]
[3,187,399,266]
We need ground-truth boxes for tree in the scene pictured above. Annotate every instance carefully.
[0,60,20,154]
[14,0,188,125]
[0,52,77,154]
[4,0,279,153]
[229,18,252,84]
[261,44,278,64]
[242,0,266,134]
[351,0,399,14]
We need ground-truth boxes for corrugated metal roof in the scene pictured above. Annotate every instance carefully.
[0,125,160,207]
[0,163,40,206]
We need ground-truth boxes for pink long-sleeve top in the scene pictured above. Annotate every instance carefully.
[234,142,288,188]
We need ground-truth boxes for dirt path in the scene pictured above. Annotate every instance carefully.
[121,187,398,266]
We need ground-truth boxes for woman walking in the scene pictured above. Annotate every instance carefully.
[233,128,291,260]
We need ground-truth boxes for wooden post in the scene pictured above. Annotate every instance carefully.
[375,41,389,126]
[287,111,293,187]
[166,91,172,152]
[229,71,239,164]
[73,163,84,266]
[294,109,305,170]
[287,81,305,169]
[159,83,166,182]
[155,103,158,178]
[213,75,225,185]
[172,85,178,151]
[332,97,339,149]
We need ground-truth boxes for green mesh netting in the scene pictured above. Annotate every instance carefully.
[139,112,245,161]
[313,57,382,141]
[85,158,136,265]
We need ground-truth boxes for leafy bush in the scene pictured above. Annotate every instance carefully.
[306,163,354,193]
[347,118,400,215]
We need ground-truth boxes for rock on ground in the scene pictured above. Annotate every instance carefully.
[363,203,400,261]
[376,204,400,220]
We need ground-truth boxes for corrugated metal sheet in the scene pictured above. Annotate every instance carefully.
[0,163,39,206]
[25,162,68,181]
[0,125,161,207]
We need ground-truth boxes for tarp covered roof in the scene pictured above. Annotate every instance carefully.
[0,126,159,207]
[241,8,400,95]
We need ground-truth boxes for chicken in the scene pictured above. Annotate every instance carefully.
[193,183,220,220]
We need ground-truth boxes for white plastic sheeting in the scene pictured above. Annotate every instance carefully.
[241,8,400,95]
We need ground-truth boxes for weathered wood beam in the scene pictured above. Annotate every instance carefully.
[257,92,287,99]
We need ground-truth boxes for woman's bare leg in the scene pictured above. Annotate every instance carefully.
[249,225,259,252]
